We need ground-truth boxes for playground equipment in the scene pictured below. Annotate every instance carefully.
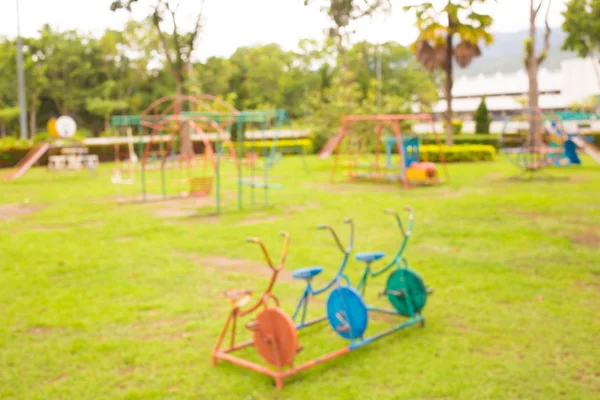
[110,94,296,213]
[502,108,600,175]
[291,219,355,329]
[48,147,99,171]
[4,116,91,181]
[213,210,431,390]
[212,232,301,391]
[325,114,449,188]
[354,208,431,320]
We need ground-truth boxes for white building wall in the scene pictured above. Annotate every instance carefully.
[430,57,600,115]
[560,58,600,105]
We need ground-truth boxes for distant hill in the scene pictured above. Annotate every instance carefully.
[457,28,578,77]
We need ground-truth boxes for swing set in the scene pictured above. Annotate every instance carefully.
[110,94,298,213]
[329,114,449,188]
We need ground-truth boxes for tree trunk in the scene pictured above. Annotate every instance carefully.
[528,0,542,146]
[29,94,38,137]
[1,121,6,138]
[445,28,454,146]
[105,114,110,134]
[176,76,194,158]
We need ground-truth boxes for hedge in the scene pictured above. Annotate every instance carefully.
[0,138,313,169]
[420,144,496,163]
[235,139,313,154]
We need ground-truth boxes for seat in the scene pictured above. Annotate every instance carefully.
[222,288,253,308]
[291,266,323,281]
[355,252,386,263]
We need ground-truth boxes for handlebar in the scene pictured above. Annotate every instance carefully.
[317,218,354,254]
[384,207,414,238]
[246,232,290,272]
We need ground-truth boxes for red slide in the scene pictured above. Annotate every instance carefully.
[4,143,50,181]
[318,131,345,160]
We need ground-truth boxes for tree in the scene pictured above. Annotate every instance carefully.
[86,98,128,133]
[304,1,390,83]
[111,0,206,156]
[110,0,205,98]
[562,0,600,86]
[474,97,491,133]
[405,1,494,145]
[524,0,552,142]
[22,37,49,135]
[0,107,20,137]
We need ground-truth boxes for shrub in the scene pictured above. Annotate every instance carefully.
[474,98,491,134]
[443,120,463,135]
[420,144,496,163]
[237,139,313,155]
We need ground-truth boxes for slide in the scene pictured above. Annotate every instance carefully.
[572,136,600,164]
[319,131,344,159]
[3,143,50,181]
[563,140,581,165]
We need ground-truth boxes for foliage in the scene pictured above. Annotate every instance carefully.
[562,0,600,58]
[474,97,491,134]
[569,95,600,112]
[405,0,495,146]
[0,107,20,121]
[237,139,314,155]
[443,119,464,135]
[421,144,495,162]
[0,16,436,139]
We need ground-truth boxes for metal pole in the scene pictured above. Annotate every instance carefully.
[16,0,28,139]
[377,44,382,112]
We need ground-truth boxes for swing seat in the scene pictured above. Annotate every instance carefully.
[189,176,214,197]
[355,252,386,263]
[291,266,323,281]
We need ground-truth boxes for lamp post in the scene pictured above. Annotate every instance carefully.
[16,0,28,139]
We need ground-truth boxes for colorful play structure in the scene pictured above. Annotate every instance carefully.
[212,208,431,390]
[3,116,97,181]
[502,108,600,174]
[110,94,308,213]
[320,114,449,187]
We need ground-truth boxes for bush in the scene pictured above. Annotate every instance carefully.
[422,134,501,149]
[474,98,491,134]
[237,139,313,155]
[420,144,496,163]
[443,120,463,135]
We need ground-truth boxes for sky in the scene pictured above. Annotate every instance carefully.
[1,0,567,61]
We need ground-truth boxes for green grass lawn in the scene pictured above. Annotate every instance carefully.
[1,156,599,399]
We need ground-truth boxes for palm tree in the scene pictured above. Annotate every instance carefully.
[406,1,494,145]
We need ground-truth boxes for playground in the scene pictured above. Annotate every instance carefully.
[1,153,599,399]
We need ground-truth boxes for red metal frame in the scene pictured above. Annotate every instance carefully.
[211,233,361,391]
[330,114,449,187]
[138,95,240,175]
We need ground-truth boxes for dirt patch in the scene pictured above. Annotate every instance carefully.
[27,326,53,336]
[472,348,500,356]
[52,375,69,385]
[575,279,600,293]
[177,252,294,282]
[147,197,218,219]
[0,204,46,221]
[570,229,600,249]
